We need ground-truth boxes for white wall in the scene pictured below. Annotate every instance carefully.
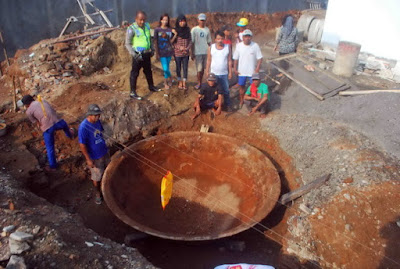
[321,0,400,60]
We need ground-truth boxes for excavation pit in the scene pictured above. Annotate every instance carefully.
[102,131,281,241]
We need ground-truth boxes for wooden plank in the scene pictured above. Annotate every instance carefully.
[297,55,344,84]
[0,31,10,67]
[59,17,74,38]
[323,85,351,98]
[265,74,280,85]
[200,124,210,133]
[270,62,325,101]
[280,174,331,204]
[11,76,17,112]
[265,53,297,63]
[285,59,338,91]
[339,89,400,96]
[54,27,118,43]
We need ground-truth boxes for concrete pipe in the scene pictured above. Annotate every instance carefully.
[296,14,316,40]
[333,41,362,77]
[102,132,281,241]
[308,18,325,44]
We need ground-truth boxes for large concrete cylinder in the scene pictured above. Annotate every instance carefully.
[296,14,316,40]
[332,41,361,77]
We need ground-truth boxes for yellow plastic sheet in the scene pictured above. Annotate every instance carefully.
[160,171,173,210]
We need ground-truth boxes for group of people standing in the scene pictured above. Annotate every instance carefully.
[19,12,298,205]
[125,10,212,98]
[126,10,283,120]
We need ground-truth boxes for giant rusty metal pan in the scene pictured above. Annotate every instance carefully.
[102,132,280,241]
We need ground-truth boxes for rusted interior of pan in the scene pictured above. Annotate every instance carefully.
[102,132,281,241]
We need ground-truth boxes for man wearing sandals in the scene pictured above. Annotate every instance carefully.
[191,73,223,120]
[79,104,109,205]
[244,73,269,118]
[191,13,212,90]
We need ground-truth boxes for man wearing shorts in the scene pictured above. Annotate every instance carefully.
[191,13,212,89]
[79,104,109,205]
[192,73,224,120]
[233,29,263,108]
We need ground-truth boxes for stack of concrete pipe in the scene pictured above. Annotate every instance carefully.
[296,13,325,44]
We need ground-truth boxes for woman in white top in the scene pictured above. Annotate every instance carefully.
[205,30,232,109]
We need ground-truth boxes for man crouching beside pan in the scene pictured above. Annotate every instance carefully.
[192,73,224,120]
[244,73,269,118]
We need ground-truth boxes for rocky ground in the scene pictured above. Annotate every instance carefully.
[0,10,399,269]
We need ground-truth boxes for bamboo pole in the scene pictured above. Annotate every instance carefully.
[265,53,297,63]
[54,27,118,43]
[0,31,10,67]
[11,76,17,112]
[339,89,400,96]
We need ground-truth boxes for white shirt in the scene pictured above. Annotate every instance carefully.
[233,41,263,77]
[210,44,229,75]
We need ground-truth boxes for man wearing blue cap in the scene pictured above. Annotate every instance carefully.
[79,104,109,205]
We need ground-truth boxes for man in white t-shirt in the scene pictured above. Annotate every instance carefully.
[205,30,232,110]
[233,29,263,108]
[191,13,212,90]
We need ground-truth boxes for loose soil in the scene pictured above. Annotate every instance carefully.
[0,10,399,269]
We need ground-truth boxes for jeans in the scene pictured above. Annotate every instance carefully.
[43,119,72,168]
[160,56,172,79]
[216,74,230,107]
[175,56,189,80]
[130,53,154,90]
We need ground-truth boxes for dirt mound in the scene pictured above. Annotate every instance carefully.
[52,82,113,120]
[310,182,400,268]
[81,36,118,75]
[150,11,301,35]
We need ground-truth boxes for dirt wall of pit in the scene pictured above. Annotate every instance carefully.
[0,0,309,61]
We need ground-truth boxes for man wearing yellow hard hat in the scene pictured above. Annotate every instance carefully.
[235,17,248,43]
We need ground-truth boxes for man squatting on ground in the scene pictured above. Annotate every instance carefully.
[205,30,232,110]
[21,95,74,171]
[79,104,109,205]
[244,73,269,118]
[191,13,212,90]
[233,29,263,108]
[192,73,224,120]
[125,10,161,100]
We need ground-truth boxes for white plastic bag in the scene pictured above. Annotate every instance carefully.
[214,264,275,269]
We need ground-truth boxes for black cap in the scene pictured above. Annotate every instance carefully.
[221,25,231,31]
[87,104,102,116]
[21,95,34,105]
[252,73,260,80]
[207,73,217,81]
